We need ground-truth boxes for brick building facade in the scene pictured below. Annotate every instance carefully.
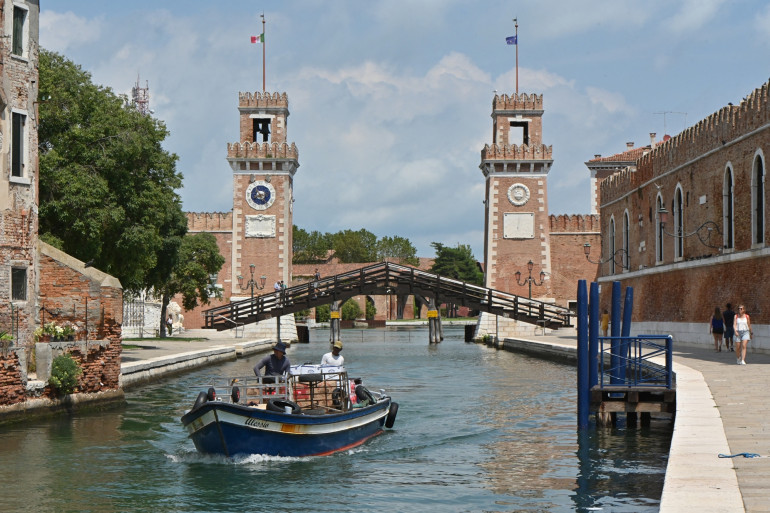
[0,0,123,410]
[598,80,770,352]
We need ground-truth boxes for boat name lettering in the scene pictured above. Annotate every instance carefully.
[245,418,270,429]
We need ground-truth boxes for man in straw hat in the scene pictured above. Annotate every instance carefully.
[321,340,344,367]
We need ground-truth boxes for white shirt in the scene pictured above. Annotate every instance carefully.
[321,352,344,367]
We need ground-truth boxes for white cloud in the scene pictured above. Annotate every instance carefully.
[663,0,727,33]
[39,11,102,52]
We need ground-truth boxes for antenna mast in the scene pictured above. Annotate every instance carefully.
[132,75,150,115]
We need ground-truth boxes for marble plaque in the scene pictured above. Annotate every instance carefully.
[245,214,276,238]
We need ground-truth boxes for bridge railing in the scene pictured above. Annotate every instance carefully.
[598,335,673,389]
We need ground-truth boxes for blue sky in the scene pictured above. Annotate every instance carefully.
[40,0,770,258]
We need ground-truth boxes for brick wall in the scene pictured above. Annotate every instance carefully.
[598,80,770,335]
[36,242,122,397]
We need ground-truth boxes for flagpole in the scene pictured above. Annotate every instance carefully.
[261,14,266,92]
[514,18,518,94]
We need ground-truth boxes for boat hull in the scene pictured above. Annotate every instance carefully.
[181,399,391,457]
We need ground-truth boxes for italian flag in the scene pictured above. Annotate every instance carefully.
[251,33,264,44]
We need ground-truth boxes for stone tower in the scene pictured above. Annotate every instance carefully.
[476,92,554,337]
[480,93,553,293]
[227,91,299,339]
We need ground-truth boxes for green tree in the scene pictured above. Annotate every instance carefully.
[376,235,419,265]
[315,304,331,323]
[293,226,332,264]
[430,243,483,285]
[38,49,187,293]
[331,229,378,263]
[157,233,225,337]
[341,298,363,320]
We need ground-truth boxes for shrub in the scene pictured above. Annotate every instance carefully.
[49,354,82,396]
[341,299,362,320]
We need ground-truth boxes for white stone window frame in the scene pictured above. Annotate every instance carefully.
[10,108,31,185]
[11,2,30,60]
[751,149,765,248]
[674,184,685,261]
[723,163,735,251]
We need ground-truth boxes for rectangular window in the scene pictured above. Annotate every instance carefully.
[11,268,27,301]
[12,6,27,56]
[12,112,26,177]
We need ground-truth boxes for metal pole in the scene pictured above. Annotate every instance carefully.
[610,281,621,386]
[577,279,589,429]
[588,282,599,389]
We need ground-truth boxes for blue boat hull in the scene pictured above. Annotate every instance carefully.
[181,399,391,457]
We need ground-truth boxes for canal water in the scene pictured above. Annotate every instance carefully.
[0,326,670,512]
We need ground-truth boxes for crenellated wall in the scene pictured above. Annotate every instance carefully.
[493,92,544,111]
[481,143,553,161]
[603,81,770,205]
[186,211,233,232]
[238,91,289,109]
[227,141,299,160]
[549,214,601,233]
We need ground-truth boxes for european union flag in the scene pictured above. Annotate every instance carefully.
[506,35,517,45]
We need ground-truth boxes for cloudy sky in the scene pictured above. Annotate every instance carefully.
[40,1,770,258]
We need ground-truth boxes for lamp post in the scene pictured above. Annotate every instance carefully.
[657,206,722,249]
[237,263,267,300]
[514,260,546,299]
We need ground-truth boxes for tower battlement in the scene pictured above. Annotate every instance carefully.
[493,93,543,111]
[238,91,289,109]
[481,143,553,161]
[227,141,299,160]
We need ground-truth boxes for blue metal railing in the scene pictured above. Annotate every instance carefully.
[598,335,673,389]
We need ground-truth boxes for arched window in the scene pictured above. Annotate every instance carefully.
[723,165,734,249]
[656,194,664,263]
[622,210,630,270]
[752,153,765,245]
[674,186,684,259]
[609,216,616,274]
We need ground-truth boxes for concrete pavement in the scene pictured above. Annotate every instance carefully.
[121,327,770,512]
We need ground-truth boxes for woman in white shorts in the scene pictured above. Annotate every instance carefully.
[734,305,752,365]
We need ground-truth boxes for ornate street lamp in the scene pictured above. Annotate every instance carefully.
[583,242,629,270]
[514,260,546,299]
[237,263,267,300]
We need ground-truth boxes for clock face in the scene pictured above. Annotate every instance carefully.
[245,181,276,210]
[507,183,530,206]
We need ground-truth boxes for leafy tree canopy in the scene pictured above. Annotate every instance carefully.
[161,233,226,312]
[293,226,418,265]
[429,242,483,285]
[293,226,332,264]
[38,49,187,293]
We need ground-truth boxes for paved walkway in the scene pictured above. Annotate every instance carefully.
[121,328,770,512]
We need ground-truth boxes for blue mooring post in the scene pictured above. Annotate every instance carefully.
[618,286,634,384]
[577,280,589,429]
[589,282,599,389]
[610,281,622,385]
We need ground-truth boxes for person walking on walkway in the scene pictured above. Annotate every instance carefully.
[709,307,724,352]
[734,305,752,365]
[723,303,736,351]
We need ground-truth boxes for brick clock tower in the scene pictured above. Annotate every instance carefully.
[476,92,554,337]
[227,91,298,339]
